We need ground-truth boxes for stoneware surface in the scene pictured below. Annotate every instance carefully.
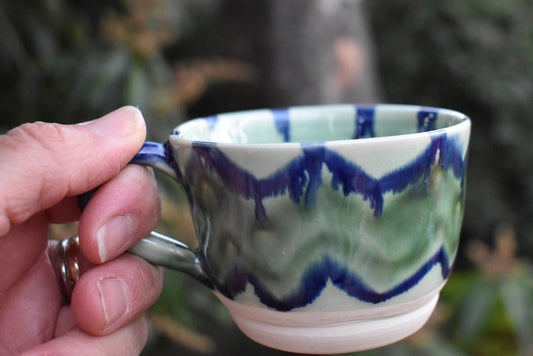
[130,104,471,354]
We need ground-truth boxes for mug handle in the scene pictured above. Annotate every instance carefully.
[79,142,213,288]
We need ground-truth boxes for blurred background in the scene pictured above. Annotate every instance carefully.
[2,0,533,355]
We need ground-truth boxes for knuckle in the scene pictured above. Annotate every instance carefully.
[0,122,84,225]
[8,122,74,153]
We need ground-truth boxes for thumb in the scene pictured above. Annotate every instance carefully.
[0,106,146,236]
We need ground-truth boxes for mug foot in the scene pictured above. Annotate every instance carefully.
[215,291,439,354]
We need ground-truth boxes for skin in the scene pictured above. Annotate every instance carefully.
[0,107,164,355]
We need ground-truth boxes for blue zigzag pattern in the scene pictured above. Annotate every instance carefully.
[186,133,465,221]
[182,134,463,311]
[221,246,451,311]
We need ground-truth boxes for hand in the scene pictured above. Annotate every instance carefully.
[0,107,163,355]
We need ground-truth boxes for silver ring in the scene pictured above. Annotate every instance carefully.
[49,235,80,304]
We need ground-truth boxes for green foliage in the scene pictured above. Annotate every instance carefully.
[1,1,94,125]
[441,268,533,356]
[0,0,199,139]
[366,0,533,107]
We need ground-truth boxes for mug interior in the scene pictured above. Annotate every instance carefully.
[175,104,468,144]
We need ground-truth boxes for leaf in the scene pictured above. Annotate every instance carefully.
[501,272,533,354]
[149,313,216,354]
[455,277,497,346]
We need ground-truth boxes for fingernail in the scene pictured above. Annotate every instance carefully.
[97,277,129,328]
[97,215,133,262]
[85,106,144,138]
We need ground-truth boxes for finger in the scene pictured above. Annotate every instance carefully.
[54,306,77,338]
[0,106,146,236]
[45,197,82,224]
[20,316,148,356]
[0,249,62,352]
[70,254,163,336]
[78,164,160,264]
[0,213,48,292]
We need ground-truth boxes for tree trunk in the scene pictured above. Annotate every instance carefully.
[202,0,381,112]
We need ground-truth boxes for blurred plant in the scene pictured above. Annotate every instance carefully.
[96,0,182,131]
[148,313,216,354]
[447,226,533,355]
[101,0,178,61]
[0,0,182,128]
[0,0,257,141]
[154,60,258,113]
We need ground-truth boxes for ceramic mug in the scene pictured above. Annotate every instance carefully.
[126,104,470,354]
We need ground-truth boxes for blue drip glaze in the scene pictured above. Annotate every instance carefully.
[131,141,170,166]
[224,246,451,311]
[204,115,219,131]
[189,132,465,219]
[418,109,439,132]
[132,141,182,182]
[272,109,291,142]
[354,106,376,139]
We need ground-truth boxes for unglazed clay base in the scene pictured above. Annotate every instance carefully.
[216,291,440,354]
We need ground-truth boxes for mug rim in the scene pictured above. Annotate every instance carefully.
[170,103,471,148]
